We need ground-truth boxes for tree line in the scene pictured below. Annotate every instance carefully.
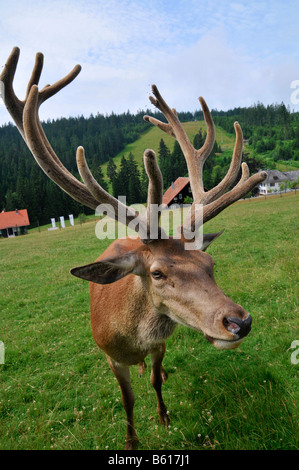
[212,102,299,161]
[0,101,297,228]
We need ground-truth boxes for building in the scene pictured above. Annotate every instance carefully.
[162,177,191,208]
[162,170,299,205]
[258,170,299,195]
[0,209,30,237]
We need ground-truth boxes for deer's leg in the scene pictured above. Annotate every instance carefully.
[106,356,138,450]
[150,343,170,427]
[138,360,147,377]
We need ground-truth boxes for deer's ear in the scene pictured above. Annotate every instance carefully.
[201,229,225,251]
[70,252,144,285]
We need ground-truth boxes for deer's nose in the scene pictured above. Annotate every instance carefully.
[223,315,252,339]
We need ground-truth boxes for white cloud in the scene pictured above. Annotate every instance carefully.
[0,0,298,126]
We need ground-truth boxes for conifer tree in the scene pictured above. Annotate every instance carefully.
[90,162,109,192]
[172,141,187,180]
[115,155,129,198]
[107,158,118,196]
[127,153,142,205]
[193,129,205,150]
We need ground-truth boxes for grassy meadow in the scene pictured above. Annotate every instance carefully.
[0,192,298,450]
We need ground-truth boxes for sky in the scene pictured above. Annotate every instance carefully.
[0,0,299,126]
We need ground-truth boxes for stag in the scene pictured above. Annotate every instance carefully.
[1,47,266,450]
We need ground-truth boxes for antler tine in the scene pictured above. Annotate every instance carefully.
[201,121,243,205]
[25,52,44,100]
[38,64,81,105]
[0,47,24,136]
[234,162,250,189]
[143,149,165,239]
[143,149,163,207]
[197,96,216,174]
[143,114,175,137]
[23,85,99,209]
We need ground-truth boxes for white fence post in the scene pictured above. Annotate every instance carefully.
[60,216,65,228]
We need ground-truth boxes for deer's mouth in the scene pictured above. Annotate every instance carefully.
[204,334,244,350]
[204,314,252,349]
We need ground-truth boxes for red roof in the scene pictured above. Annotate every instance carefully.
[162,177,190,206]
[0,209,30,230]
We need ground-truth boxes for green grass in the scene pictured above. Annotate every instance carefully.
[0,193,298,450]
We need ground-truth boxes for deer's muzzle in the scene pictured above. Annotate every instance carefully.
[223,315,252,339]
[204,314,252,350]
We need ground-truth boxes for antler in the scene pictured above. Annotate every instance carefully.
[144,85,267,235]
[0,47,164,239]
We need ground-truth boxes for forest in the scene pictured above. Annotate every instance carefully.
[0,102,298,227]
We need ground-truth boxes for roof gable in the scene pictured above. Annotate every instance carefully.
[262,169,299,184]
[162,177,190,206]
[0,209,30,230]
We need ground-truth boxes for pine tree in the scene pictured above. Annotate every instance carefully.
[90,163,109,192]
[279,103,291,140]
[5,189,18,211]
[172,141,187,180]
[193,129,205,150]
[107,157,117,182]
[127,153,142,205]
[115,156,129,198]
[107,158,118,196]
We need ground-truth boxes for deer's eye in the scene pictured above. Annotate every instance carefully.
[151,270,164,280]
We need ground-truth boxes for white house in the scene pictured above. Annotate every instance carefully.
[259,170,299,195]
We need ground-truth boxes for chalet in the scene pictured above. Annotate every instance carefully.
[258,170,299,195]
[162,177,192,208]
[0,209,30,238]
